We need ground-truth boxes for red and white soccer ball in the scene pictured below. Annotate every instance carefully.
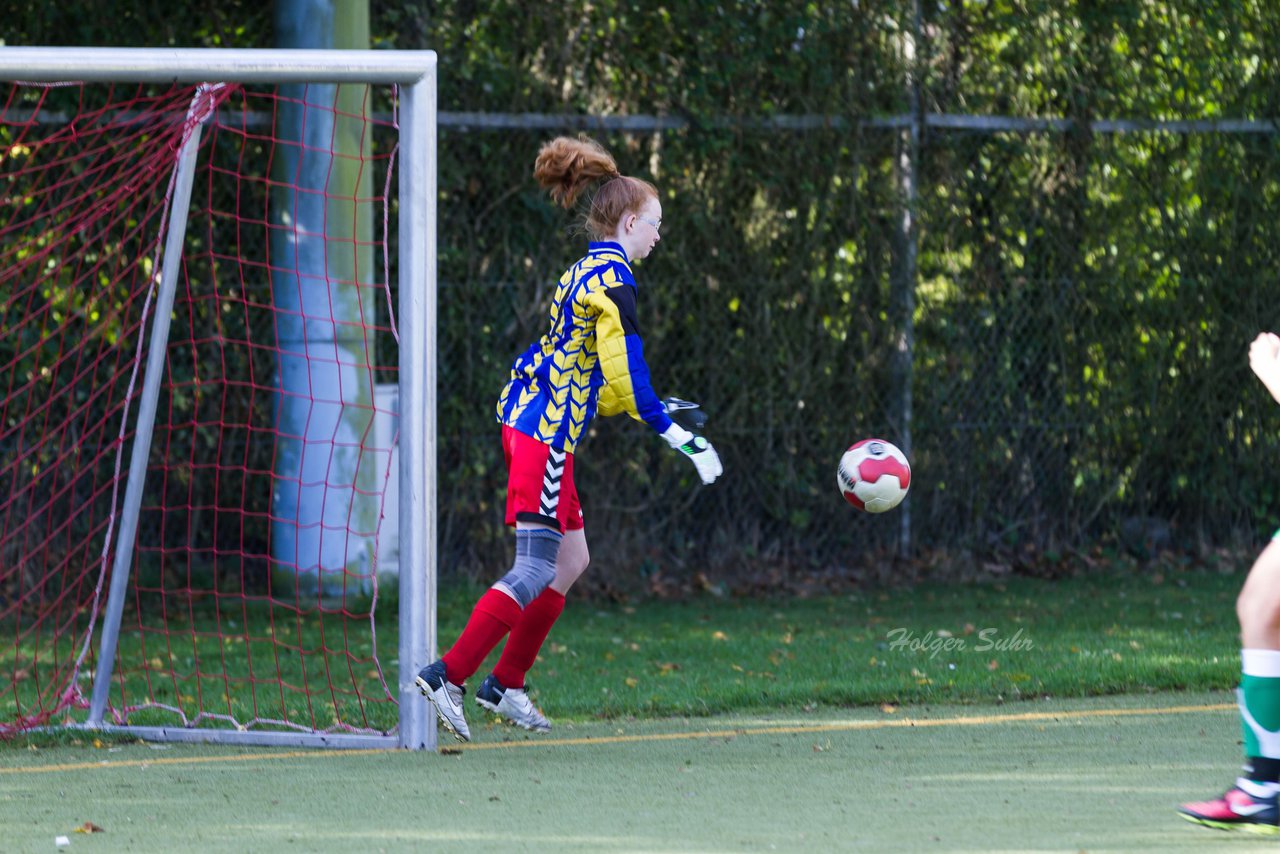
[837,439,911,513]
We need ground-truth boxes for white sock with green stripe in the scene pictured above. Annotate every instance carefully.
[1239,649,1280,795]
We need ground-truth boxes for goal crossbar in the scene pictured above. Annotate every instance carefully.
[0,46,436,85]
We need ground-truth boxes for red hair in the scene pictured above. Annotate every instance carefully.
[533,136,657,239]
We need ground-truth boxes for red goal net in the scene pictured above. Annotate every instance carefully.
[0,79,403,739]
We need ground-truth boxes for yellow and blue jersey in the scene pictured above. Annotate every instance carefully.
[496,241,673,452]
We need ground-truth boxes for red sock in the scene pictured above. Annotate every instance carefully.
[493,588,566,689]
[441,588,522,684]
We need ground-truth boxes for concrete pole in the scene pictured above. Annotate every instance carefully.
[270,0,378,600]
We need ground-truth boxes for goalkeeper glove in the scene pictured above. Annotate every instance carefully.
[662,396,708,431]
[660,424,723,485]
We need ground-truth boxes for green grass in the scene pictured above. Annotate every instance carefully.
[507,562,1242,719]
[2,594,399,736]
[3,562,1245,743]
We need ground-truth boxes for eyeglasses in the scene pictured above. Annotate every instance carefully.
[636,215,662,234]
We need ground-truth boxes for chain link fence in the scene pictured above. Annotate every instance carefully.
[7,95,1275,598]
[433,117,1280,593]
[8,1,1274,597]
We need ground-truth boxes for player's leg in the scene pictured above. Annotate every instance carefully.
[1180,536,1280,833]
[417,428,565,741]
[495,527,588,686]
[476,468,587,731]
[478,526,589,731]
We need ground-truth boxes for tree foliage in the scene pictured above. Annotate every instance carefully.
[5,1,1280,589]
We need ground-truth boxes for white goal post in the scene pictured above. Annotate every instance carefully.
[0,47,439,750]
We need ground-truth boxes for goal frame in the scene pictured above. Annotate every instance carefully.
[0,47,439,750]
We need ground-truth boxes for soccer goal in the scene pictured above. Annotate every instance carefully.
[0,48,438,749]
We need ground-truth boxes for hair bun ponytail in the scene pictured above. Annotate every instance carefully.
[533,136,619,209]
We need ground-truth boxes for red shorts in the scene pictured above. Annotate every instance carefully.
[502,425,583,532]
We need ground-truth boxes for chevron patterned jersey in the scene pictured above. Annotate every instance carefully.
[496,241,673,452]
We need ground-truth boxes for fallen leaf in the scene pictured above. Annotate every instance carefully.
[74,822,104,834]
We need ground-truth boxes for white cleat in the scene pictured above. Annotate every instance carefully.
[475,673,551,733]
[416,660,470,742]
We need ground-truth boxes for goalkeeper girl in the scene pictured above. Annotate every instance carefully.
[415,136,722,741]
[1180,331,1280,833]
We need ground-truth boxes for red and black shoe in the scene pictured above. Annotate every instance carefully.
[1179,783,1280,834]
